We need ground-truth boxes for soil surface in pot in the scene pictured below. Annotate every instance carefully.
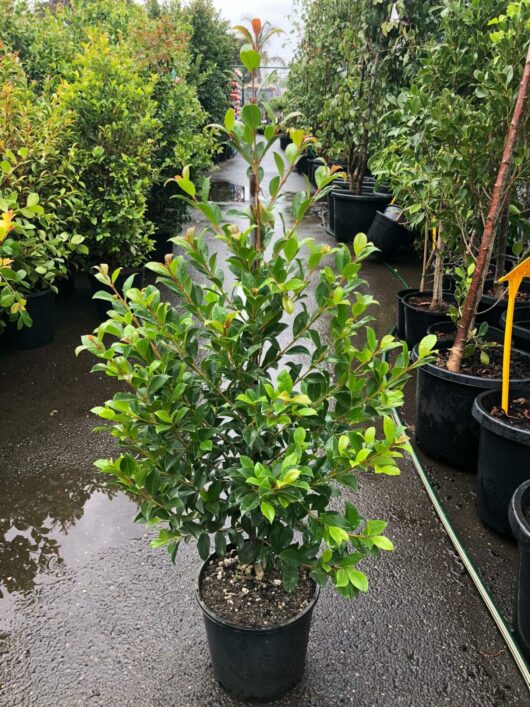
[200,550,314,628]
[486,287,530,303]
[437,346,530,379]
[407,296,450,313]
[490,397,530,432]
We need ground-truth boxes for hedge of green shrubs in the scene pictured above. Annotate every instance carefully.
[0,0,234,327]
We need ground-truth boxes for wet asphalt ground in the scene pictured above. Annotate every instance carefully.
[0,149,528,706]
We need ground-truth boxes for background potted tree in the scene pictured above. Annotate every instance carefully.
[287,0,435,242]
[78,19,436,701]
[373,0,530,470]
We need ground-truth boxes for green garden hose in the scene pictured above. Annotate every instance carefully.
[382,262,530,691]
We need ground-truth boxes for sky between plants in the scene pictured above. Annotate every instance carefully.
[212,0,296,63]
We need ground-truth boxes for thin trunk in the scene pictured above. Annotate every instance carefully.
[353,50,381,196]
[430,226,444,309]
[447,44,530,373]
[493,200,510,298]
[348,146,356,191]
[419,221,429,292]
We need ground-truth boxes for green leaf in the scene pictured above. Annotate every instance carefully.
[371,536,394,551]
[353,233,368,256]
[198,533,211,560]
[282,563,299,592]
[240,46,261,72]
[346,568,368,592]
[383,416,396,442]
[261,501,276,523]
[285,144,298,164]
[214,532,227,557]
[241,103,262,130]
[224,108,236,131]
[176,177,196,197]
[418,334,437,358]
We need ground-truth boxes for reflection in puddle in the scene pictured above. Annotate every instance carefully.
[210,180,245,202]
[0,467,141,605]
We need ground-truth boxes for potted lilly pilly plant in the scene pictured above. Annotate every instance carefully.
[0,191,87,349]
[77,19,436,701]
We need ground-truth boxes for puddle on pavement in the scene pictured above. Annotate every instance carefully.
[210,180,245,202]
[0,466,141,631]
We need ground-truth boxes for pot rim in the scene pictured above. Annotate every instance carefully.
[332,190,391,202]
[402,290,454,312]
[509,479,530,544]
[396,287,417,300]
[472,389,530,446]
[412,343,530,387]
[500,305,530,337]
[196,552,320,635]
[24,288,54,300]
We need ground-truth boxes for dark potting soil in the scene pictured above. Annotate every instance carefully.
[199,550,315,629]
[407,296,450,313]
[437,346,530,380]
[524,504,530,527]
[490,397,530,432]
[486,287,530,303]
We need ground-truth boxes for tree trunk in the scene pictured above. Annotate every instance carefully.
[447,44,530,373]
[419,221,429,292]
[430,226,445,309]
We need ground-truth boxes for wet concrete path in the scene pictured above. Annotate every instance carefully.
[0,149,528,706]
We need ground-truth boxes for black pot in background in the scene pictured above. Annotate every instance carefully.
[90,268,145,321]
[308,158,325,187]
[56,273,76,297]
[5,289,55,350]
[500,305,530,353]
[396,288,416,341]
[296,154,309,176]
[196,557,319,701]
[333,191,392,243]
[413,343,530,471]
[473,391,530,535]
[5,288,55,350]
[504,256,530,294]
[367,211,413,262]
[152,230,174,262]
[279,134,290,151]
[327,181,349,234]
[510,480,530,662]
[476,281,509,328]
[402,290,454,347]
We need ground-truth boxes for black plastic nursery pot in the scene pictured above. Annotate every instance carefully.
[396,288,417,341]
[367,211,413,262]
[401,290,454,347]
[196,558,319,701]
[5,289,55,350]
[296,154,310,176]
[413,344,530,471]
[56,273,75,297]
[90,268,145,320]
[279,134,290,151]
[500,305,530,353]
[327,181,349,235]
[509,480,530,662]
[473,391,530,535]
[332,191,392,244]
[308,158,325,187]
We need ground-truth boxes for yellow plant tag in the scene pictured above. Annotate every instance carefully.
[498,256,530,412]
